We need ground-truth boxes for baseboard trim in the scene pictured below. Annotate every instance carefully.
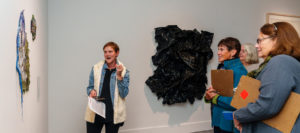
[119,120,212,133]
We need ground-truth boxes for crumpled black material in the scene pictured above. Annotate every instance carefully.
[146,25,214,105]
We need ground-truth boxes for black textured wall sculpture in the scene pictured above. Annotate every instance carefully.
[146,25,214,105]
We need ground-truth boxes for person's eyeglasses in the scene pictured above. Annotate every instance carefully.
[256,36,274,44]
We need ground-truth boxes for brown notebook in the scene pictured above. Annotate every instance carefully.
[231,76,300,133]
[211,70,233,97]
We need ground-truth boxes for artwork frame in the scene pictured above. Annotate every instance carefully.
[266,13,300,35]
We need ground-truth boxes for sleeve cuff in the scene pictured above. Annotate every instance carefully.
[204,98,211,103]
[212,94,220,104]
[87,89,91,96]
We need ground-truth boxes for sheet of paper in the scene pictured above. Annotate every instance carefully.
[88,97,106,118]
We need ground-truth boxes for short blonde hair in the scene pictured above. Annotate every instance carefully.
[243,43,259,64]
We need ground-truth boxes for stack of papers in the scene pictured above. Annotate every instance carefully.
[88,97,106,118]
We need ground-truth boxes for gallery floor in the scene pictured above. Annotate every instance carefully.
[192,130,213,133]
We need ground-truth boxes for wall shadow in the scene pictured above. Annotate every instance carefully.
[144,84,202,126]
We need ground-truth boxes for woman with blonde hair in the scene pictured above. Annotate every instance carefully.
[239,43,259,71]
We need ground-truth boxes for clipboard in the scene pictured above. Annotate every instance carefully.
[211,70,234,97]
[94,96,105,102]
[231,76,260,109]
[263,92,300,133]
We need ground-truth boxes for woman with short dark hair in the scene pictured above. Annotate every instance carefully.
[206,37,247,133]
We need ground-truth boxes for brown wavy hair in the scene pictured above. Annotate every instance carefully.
[260,22,300,60]
[103,41,120,52]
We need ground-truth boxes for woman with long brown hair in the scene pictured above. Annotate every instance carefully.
[233,22,300,133]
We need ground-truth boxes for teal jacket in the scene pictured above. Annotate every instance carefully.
[211,58,247,132]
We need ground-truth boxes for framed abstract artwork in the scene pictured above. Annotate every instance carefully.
[266,13,300,35]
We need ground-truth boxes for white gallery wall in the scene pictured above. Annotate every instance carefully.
[47,0,300,133]
[0,0,48,133]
